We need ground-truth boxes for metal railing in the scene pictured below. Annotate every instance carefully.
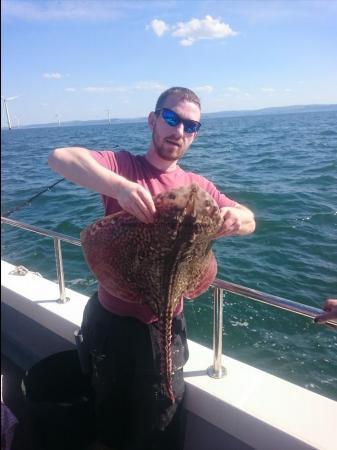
[1,216,81,303]
[2,216,337,379]
[209,280,337,378]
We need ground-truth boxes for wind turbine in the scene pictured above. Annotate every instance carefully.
[1,96,18,130]
[55,113,61,127]
[13,114,21,128]
[106,109,111,125]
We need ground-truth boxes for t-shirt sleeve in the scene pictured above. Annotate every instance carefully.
[90,150,118,172]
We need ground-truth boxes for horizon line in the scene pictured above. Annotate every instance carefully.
[2,102,337,129]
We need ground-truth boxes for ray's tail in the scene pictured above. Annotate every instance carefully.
[159,306,175,403]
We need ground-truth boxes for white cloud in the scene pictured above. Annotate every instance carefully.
[146,19,169,37]
[43,72,62,79]
[135,81,167,91]
[65,87,76,92]
[2,0,123,22]
[261,87,276,93]
[194,85,214,94]
[172,15,238,46]
[219,86,253,99]
[147,15,238,46]
[84,86,114,93]
[83,81,167,94]
[226,86,241,93]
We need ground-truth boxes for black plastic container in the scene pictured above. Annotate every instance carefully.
[22,350,96,450]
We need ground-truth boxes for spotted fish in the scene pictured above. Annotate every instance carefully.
[80,183,223,401]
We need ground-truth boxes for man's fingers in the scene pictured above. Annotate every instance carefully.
[120,185,155,223]
[132,200,153,224]
[138,189,156,218]
[314,310,337,324]
[214,211,241,238]
[223,216,241,233]
[117,181,156,223]
[314,298,337,324]
[323,299,337,310]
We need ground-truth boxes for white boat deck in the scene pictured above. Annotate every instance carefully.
[2,259,337,450]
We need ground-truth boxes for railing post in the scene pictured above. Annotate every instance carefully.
[207,287,226,378]
[54,238,69,303]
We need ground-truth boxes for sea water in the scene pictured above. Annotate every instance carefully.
[1,111,337,400]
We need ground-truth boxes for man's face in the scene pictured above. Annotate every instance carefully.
[150,95,201,162]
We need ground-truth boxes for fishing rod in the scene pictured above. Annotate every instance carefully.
[2,144,122,218]
[2,178,65,218]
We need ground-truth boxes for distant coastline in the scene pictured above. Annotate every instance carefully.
[2,103,337,130]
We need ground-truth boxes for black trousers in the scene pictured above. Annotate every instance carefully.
[81,293,189,450]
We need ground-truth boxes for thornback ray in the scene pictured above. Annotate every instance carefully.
[80,183,223,402]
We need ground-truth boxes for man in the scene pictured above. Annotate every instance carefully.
[48,87,255,450]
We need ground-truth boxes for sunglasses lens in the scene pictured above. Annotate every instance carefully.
[184,122,200,133]
[160,108,201,133]
[162,109,179,127]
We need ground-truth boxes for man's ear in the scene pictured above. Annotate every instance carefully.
[148,112,156,131]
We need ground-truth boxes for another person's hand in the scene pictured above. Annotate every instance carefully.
[314,298,337,324]
[115,180,156,224]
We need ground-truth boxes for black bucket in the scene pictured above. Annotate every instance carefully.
[22,350,96,450]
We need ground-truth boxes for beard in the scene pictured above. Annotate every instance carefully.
[152,127,186,162]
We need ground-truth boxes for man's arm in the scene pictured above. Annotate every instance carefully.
[217,204,256,237]
[48,147,155,223]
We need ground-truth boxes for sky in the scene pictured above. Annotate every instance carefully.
[1,0,337,126]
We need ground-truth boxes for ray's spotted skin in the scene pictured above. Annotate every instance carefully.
[81,184,223,401]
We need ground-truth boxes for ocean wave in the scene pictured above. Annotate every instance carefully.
[2,111,337,400]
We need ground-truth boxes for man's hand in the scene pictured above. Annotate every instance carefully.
[314,299,337,324]
[216,205,255,238]
[115,179,156,224]
[217,207,242,237]
[48,147,156,224]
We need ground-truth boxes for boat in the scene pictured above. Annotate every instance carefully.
[1,215,337,450]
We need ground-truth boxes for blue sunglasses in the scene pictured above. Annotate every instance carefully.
[155,108,201,134]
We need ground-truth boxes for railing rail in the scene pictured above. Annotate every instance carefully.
[212,279,325,320]
[1,216,81,246]
[1,216,80,303]
[2,216,336,379]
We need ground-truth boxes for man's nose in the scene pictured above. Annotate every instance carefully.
[174,122,184,136]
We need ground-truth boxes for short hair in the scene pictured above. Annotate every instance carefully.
[155,87,201,111]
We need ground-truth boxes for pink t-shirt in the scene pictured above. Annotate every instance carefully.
[90,150,237,323]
